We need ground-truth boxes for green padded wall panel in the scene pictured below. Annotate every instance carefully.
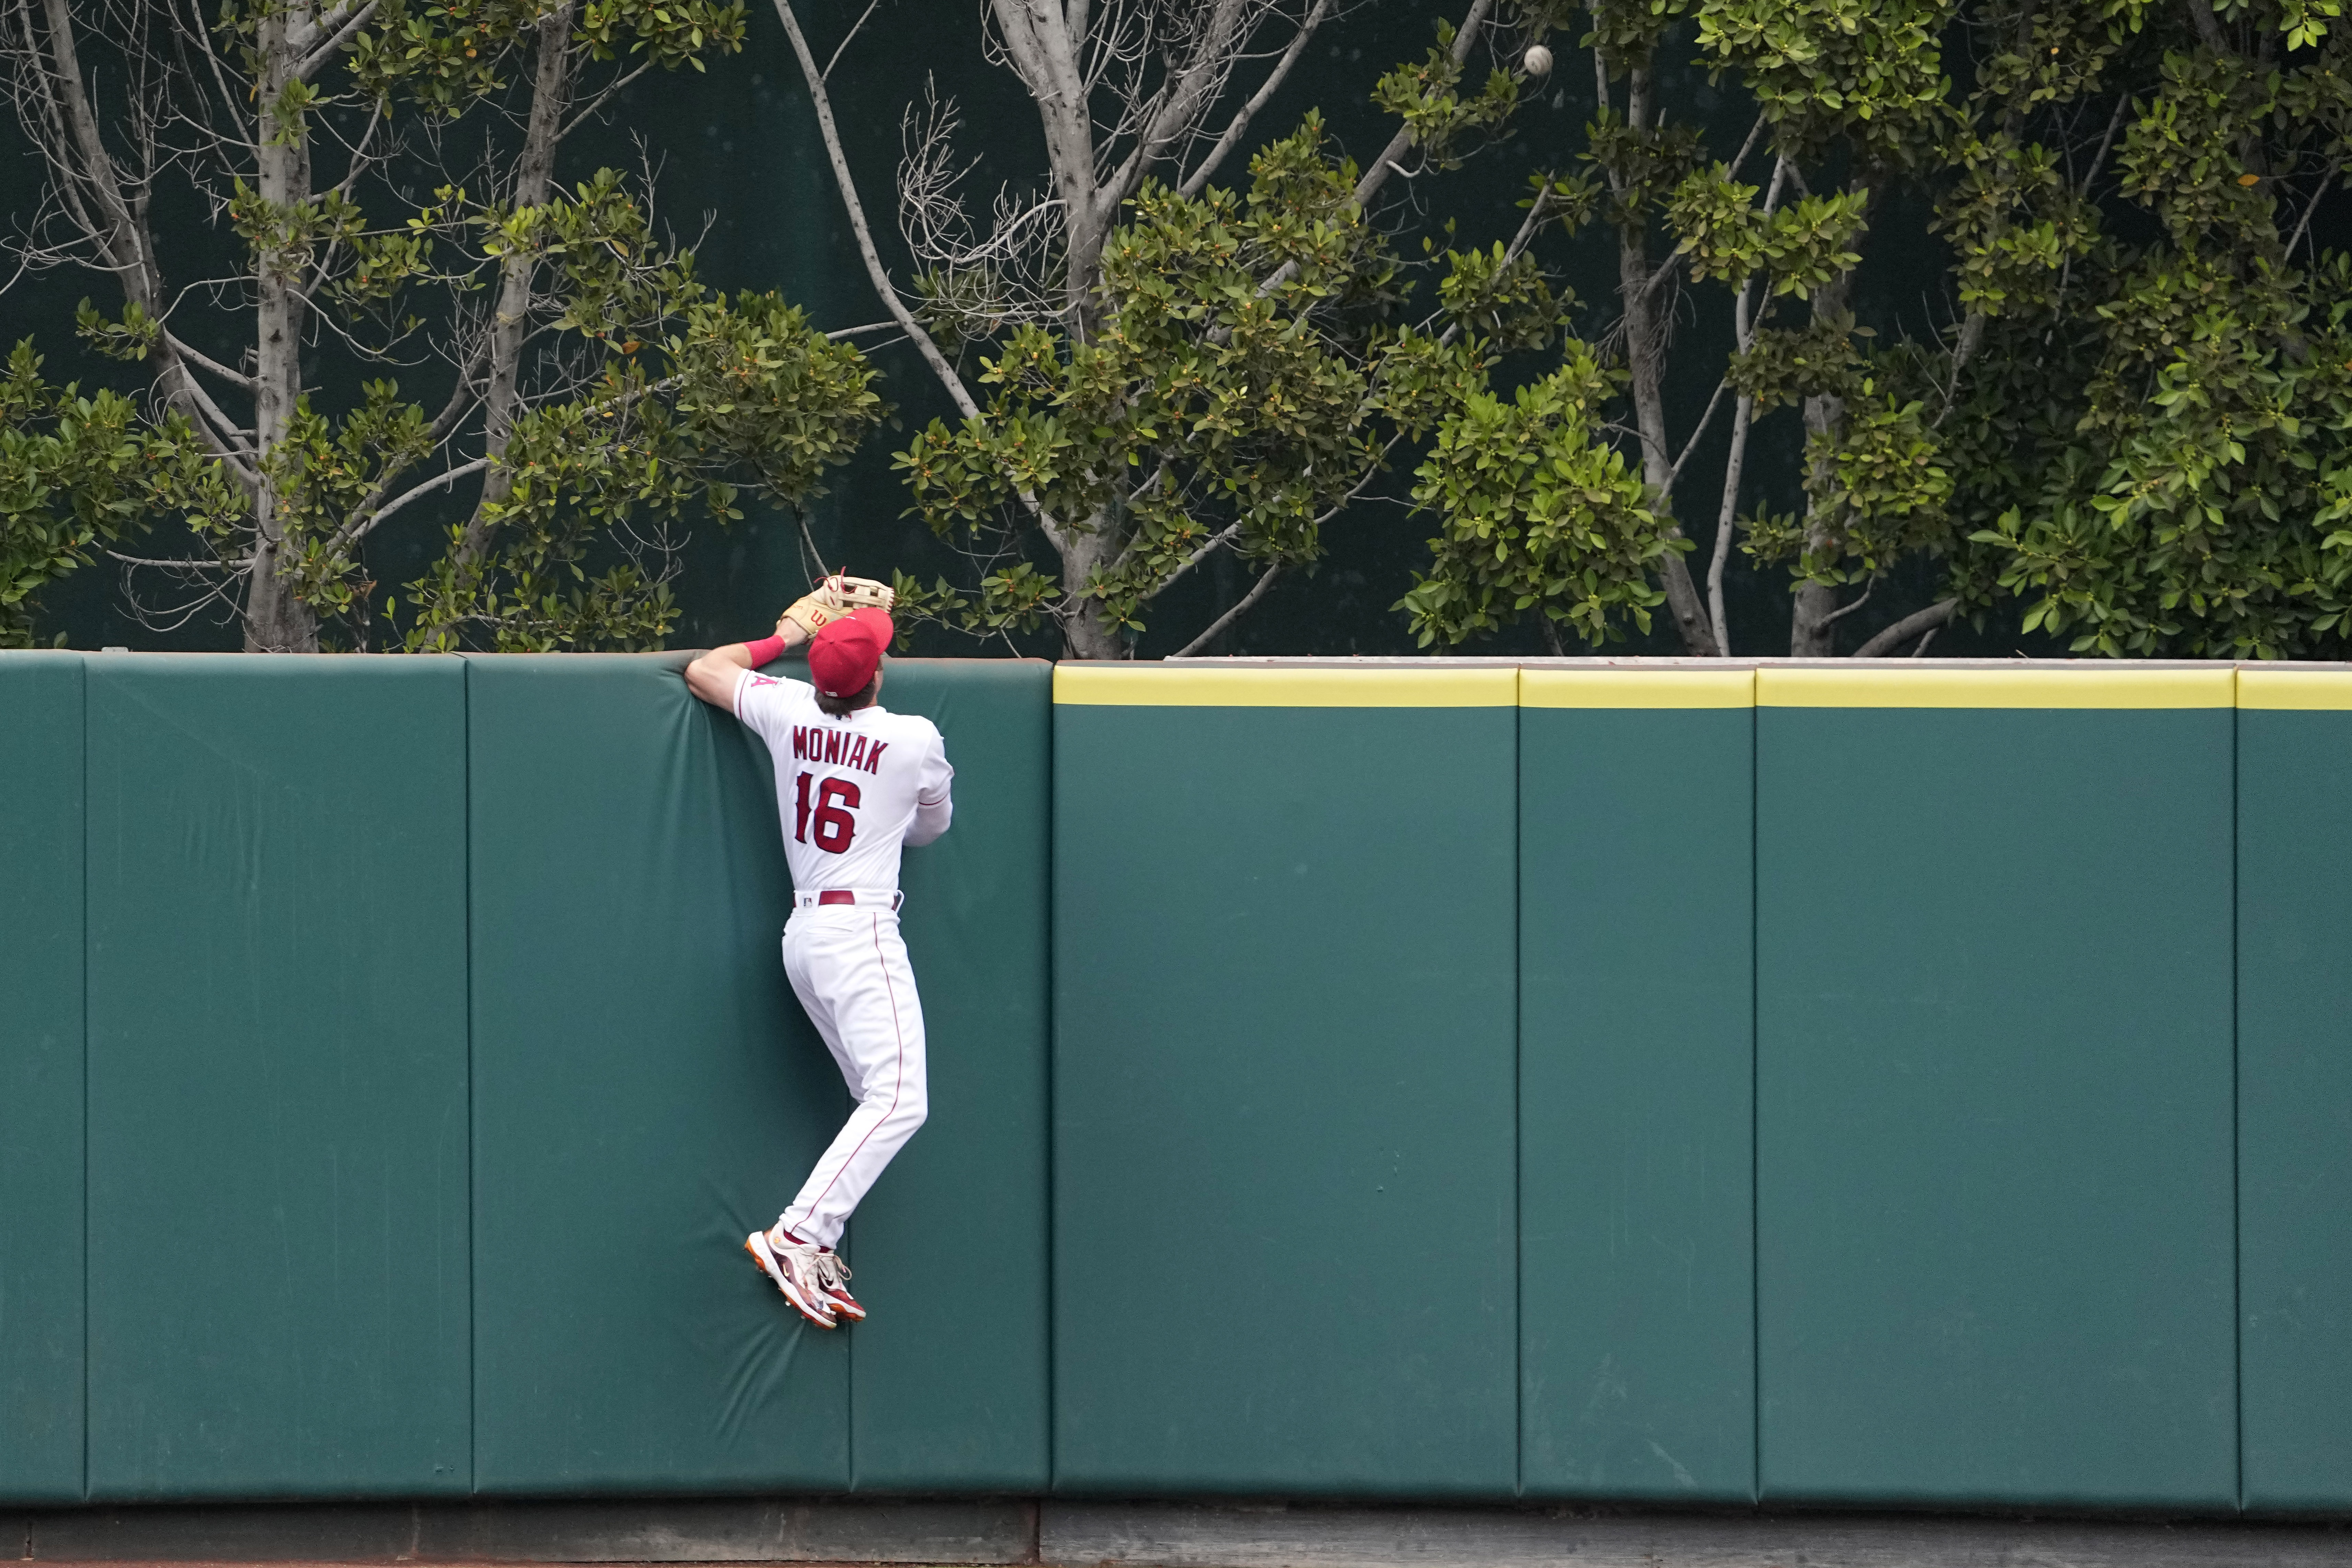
[83,655,471,1500]
[839,659,1051,1492]
[0,652,85,1503]
[2239,671,2352,1512]
[1051,665,1519,1497]
[1755,670,2237,1509]
[1517,669,1754,1502]
[467,653,847,1495]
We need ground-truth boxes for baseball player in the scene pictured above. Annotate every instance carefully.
[684,577,953,1329]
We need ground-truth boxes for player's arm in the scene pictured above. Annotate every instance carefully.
[906,733,955,846]
[684,616,809,710]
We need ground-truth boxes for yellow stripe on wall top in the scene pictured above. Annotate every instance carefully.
[1053,663,1518,707]
[1757,665,2236,709]
[2238,668,2352,710]
[1520,667,1755,709]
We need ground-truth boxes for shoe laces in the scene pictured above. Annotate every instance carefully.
[770,1231,825,1275]
[815,1250,853,1293]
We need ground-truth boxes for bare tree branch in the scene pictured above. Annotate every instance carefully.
[2080,91,2128,202]
[1250,0,1491,303]
[176,0,259,154]
[1661,376,1727,503]
[822,0,887,81]
[1600,41,1715,656]
[164,330,253,391]
[896,82,1068,325]
[1635,108,1762,309]
[347,457,493,545]
[1704,393,1750,656]
[1178,0,1333,197]
[1853,596,1959,657]
[1636,114,1762,303]
[561,58,664,139]
[1170,560,1280,656]
[111,549,253,568]
[1697,153,1795,654]
[773,0,984,420]
[174,371,259,462]
[1817,577,1874,626]
[1100,0,1254,215]
[1350,0,1491,211]
[293,0,381,82]
[2289,160,2337,257]
[1138,521,1242,600]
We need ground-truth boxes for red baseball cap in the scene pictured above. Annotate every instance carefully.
[808,607,891,697]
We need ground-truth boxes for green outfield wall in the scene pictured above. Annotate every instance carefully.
[0,652,85,1503]
[462,654,1049,1497]
[1754,667,2237,1510]
[466,652,850,1496]
[1052,664,1519,1496]
[833,659,1053,1494]
[2237,668,2352,1514]
[83,655,474,1501]
[3,654,2351,1512]
[1517,667,1755,1503]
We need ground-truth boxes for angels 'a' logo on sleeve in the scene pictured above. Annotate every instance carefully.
[735,670,789,726]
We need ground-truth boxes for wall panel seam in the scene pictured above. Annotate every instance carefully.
[79,655,90,1506]
[2231,696,2244,1515]
[1502,674,1534,1499]
[1748,701,1760,1507]
[463,658,479,1498]
[1044,669,1059,1500]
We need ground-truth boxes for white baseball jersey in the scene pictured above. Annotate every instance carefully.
[733,669,954,891]
[729,664,952,1256]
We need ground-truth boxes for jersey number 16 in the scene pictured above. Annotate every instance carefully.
[793,773,859,854]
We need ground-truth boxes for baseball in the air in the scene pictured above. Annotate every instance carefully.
[1523,43,1553,76]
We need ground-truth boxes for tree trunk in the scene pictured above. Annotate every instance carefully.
[978,2,1119,647]
[1614,64,1717,657]
[988,0,1106,337]
[1707,391,1754,655]
[1788,270,1853,657]
[1056,519,1126,659]
[245,3,318,653]
[461,3,578,567]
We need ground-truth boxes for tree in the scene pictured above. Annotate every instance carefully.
[1961,0,2352,658]
[0,0,882,652]
[0,344,242,647]
[1406,0,1969,658]
[1404,0,2352,663]
[775,0,1540,658]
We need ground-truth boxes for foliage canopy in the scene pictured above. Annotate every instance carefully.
[1403,0,2352,659]
[0,0,880,652]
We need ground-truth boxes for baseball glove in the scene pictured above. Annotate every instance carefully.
[781,573,896,638]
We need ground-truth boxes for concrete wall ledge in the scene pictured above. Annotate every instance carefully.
[1044,1503,2352,1568]
[13,1501,2352,1567]
[9,1500,1036,1564]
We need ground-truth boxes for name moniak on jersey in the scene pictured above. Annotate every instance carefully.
[792,725,889,775]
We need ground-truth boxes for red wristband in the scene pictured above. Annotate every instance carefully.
[744,633,787,666]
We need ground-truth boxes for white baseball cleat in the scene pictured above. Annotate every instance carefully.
[814,1249,866,1323]
[745,1229,837,1329]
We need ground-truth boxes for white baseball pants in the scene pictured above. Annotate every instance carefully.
[774,906,929,1250]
